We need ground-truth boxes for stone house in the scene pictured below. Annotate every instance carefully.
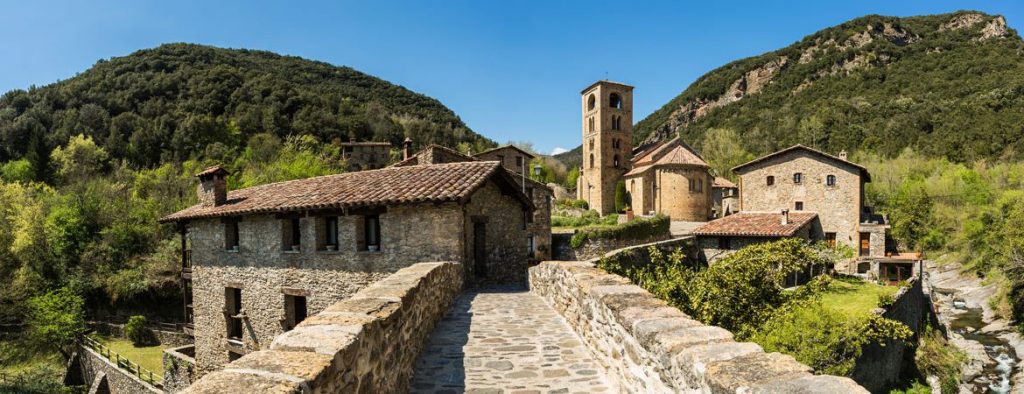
[394,144,553,261]
[623,137,713,221]
[340,141,391,171]
[159,162,533,375]
[472,145,536,175]
[731,145,888,258]
[693,210,820,263]
[711,177,739,218]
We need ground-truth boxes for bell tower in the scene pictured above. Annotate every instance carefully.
[577,81,634,215]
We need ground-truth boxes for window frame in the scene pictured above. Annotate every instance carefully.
[766,176,775,186]
[795,201,804,211]
[793,173,803,185]
[826,174,837,187]
[324,216,339,248]
[224,218,240,251]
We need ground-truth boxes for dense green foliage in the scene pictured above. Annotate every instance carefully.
[598,239,913,376]
[550,211,618,228]
[913,326,967,393]
[26,287,86,359]
[125,315,157,346]
[569,214,669,248]
[636,11,1024,162]
[614,180,628,212]
[0,43,494,175]
[554,198,588,210]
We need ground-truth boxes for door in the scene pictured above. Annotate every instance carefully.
[473,222,487,279]
[859,232,871,257]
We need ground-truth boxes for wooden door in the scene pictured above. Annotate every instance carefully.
[859,232,871,257]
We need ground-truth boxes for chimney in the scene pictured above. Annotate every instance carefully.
[403,138,413,160]
[838,150,848,160]
[780,209,790,225]
[197,166,230,207]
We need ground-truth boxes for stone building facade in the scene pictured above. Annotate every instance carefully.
[732,145,887,257]
[160,162,533,376]
[340,141,391,171]
[473,145,535,175]
[693,211,820,263]
[712,177,739,218]
[624,137,713,221]
[394,144,553,261]
[577,81,634,216]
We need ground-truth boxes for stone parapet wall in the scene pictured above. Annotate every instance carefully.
[552,232,672,261]
[75,345,163,394]
[528,260,868,393]
[183,261,464,393]
[850,275,926,392]
[163,345,196,393]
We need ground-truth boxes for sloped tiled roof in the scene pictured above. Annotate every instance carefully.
[712,177,737,189]
[339,141,391,147]
[473,145,536,160]
[625,137,708,177]
[692,211,818,237]
[160,162,530,222]
[196,166,230,177]
[391,144,476,167]
[731,145,871,181]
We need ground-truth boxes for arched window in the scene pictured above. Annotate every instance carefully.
[589,139,594,151]
[793,173,803,184]
[698,179,703,192]
[609,93,623,109]
[611,115,620,130]
[613,155,620,168]
[767,176,775,186]
[589,154,595,168]
[588,117,594,132]
[587,94,596,111]
[826,175,837,186]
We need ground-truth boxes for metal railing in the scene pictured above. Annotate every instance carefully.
[82,336,162,388]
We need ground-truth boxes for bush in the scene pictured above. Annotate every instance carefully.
[914,325,966,393]
[551,211,618,228]
[570,214,670,248]
[555,198,588,210]
[878,293,896,308]
[125,315,157,346]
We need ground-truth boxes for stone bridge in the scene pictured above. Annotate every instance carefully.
[183,241,869,393]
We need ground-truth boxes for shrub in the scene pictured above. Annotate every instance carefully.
[614,180,628,213]
[125,315,157,346]
[878,293,896,308]
[570,214,669,248]
[555,198,588,210]
[914,325,966,393]
[551,211,617,228]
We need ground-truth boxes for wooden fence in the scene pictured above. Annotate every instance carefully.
[82,336,162,388]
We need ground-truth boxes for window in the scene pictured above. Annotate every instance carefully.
[588,117,594,132]
[527,236,535,258]
[766,176,775,186]
[497,155,504,165]
[282,217,301,251]
[324,216,339,249]
[515,156,523,168]
[587,94,596,110]
[698,179,703,193]
[613,155,620,168]
[688,178,695,192]
[609,93,623,109]
[825,232,837,248]
[612,115,620,130]
[224,218,240,251]
[793,173,803,184]
[283,295,307,331]
[226,287,242,340]
[357,215,381,251]
[795,201,804,211]
[589,154,595,168]
[826,175,837,186]
[718,237,731,249]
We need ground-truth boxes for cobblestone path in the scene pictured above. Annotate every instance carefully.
[410,287,617,394]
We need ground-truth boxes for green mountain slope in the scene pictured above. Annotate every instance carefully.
[0,43,494,169]
[561,11,1024,166]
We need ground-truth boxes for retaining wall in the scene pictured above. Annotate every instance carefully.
[163,345,196,393]
[90,322,194,348]
[182,261,464,393]
[552,231,672,261]
[528,260,868,393]
[850,276,927,393]
[75,345,162,394]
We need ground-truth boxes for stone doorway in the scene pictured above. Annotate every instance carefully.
[473,222,487,280]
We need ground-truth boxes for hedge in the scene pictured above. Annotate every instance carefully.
[570,214,670,248]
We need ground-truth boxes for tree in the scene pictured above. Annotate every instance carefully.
[50,134,109,183]
[699,128,755,180]
[27,287,86,359]
[614,180,629,212]
[566,166,580,190]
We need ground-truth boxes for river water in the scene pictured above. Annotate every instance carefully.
[938,289,1018,393]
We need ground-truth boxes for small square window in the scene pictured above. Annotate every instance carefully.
[283,294,307,331]
[795,201,804,211]
[324,216,338,249]
[357,215,381,251]
[793,173,803,184]
[826,175,837,186]
[766,176,775,186]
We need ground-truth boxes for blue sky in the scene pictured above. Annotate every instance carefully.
[2,1,1022,154]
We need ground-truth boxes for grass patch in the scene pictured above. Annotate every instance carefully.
[92,335,166,379]
[820,276,899,320]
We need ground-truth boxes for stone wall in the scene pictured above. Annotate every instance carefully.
[654,166,713,222]
[462,181,531,283]
[183,262,464,393]
[551,231,672,261]
[592,236,699,269]
[528,260,868,393]
[75,345,162,394]
[737,149,863,250]
[163,345,196,393]
[850,276,926,393]
[89,322,193,348]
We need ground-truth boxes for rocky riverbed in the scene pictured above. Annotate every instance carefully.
[928,261,1024,393]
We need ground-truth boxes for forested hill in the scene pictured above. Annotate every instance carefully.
[559,11,1024,166]
[0,43,494,172]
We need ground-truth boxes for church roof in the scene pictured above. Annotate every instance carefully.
[160,161,532,223]
[624,137,708,177]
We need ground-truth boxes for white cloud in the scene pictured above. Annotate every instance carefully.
[551,147,569,155]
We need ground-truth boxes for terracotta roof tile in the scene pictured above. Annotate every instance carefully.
[693,211,818,237]
[712,177,737,188]
[160,161,524,222]
[196,166,230,177]
[625,138,708,177]
[473,145,536,159]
